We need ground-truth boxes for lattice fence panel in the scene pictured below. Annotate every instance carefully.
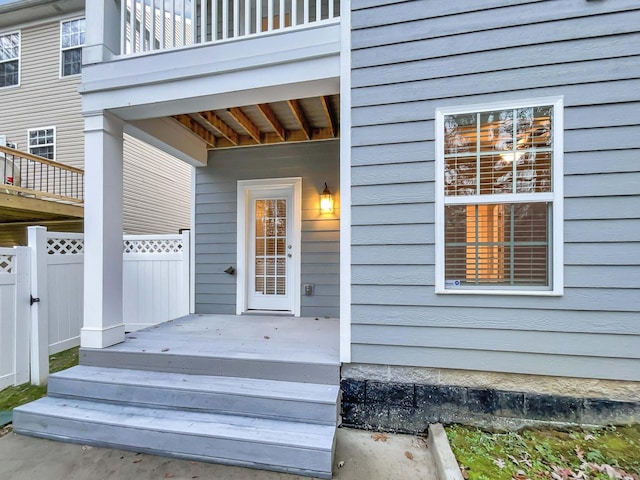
[47,238,84,255]
[0,255,14,273]
[123,239,183,254]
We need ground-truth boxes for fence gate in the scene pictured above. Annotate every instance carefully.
[0,247,29,390]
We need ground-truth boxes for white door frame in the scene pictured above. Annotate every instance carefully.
[237,177,302,316]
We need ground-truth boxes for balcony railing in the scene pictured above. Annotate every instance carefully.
[0,146,84,206]
[121,0,340,55]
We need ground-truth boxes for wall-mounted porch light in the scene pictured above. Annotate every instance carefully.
[320,183,334,213]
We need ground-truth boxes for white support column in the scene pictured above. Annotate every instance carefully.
[85,0,122,64]
[339,0,352,364]
[81,112,126,349]
[27,226,49,385]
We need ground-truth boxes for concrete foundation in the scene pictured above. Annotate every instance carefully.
[342,364,640,402]
[341,364,640,432]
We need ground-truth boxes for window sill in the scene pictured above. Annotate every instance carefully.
[435,288,563,297]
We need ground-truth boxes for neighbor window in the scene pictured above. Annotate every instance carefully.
[436,98,563,294]
[28,127,56,160]
[0,31,20,87]
[60,18,85,77]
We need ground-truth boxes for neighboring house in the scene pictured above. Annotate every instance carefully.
[12,0,640,477]
[0,0,191,245]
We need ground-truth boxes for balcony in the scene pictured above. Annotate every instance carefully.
[0,146,84,246]
[121,0,340,56]
[81,0,341,123]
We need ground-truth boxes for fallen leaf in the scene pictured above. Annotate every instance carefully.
[264,336,270,340]
[404,451,414,460]
[508,454,520,465]
[133,459,142,464]
[372,432,389,442]
[494,458,506,469]
[412,437,427,449]
[337,461,345,468]
[161,348,170,352]
[601,464,619,478]
[164,474,174,478]
[575,446,584,461]
[584,433,595,441]
[81,445,92,451]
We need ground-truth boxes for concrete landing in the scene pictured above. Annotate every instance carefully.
[0,427,438,480]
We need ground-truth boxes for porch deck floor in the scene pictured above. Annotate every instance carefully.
[106,314,340,366]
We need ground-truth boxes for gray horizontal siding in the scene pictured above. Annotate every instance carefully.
[349,0,640,381]
[352,56,640,107]
[351,305,640,335]
[194,141,340,317]
[352,0,637,49]
[351,345,640,382]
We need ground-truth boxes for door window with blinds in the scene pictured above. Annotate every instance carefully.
[254,199,287,296]
[436,98,563,294]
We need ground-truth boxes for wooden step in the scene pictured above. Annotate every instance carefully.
[14,397,336,479]
[80,347,340,385]
[49,366,339,425]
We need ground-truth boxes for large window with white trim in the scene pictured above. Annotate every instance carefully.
[0,31,20,88]
[60,18,85,77]
[436,98,563,294]
[28,127,56,160]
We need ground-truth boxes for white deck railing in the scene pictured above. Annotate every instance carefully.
[121,0,340,55]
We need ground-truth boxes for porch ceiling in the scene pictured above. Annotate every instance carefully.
[171,95,340,149]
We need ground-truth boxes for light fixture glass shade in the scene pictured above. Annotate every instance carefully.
[320,183,333,213]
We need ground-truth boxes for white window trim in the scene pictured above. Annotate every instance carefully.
[0,30,21,89]
[27,126,56,161]
[435,96,564,296]
[59,17,85,79]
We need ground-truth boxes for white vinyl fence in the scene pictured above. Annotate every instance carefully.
[0,227,190,388]
[0,248,30,390]
[123,234,190,332]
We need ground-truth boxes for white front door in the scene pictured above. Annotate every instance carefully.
[238,178,301,315]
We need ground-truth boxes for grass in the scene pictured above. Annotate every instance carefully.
[0,346,79,412]
[447,424,640,480]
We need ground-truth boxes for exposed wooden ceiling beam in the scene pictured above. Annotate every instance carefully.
[256,103,285,141]
[227,107,261,144]
[172,114,216,147]
[263,127,336,144]
[319,96,337,137]
[214,128,338,148]
[287,99,311,140]
[197,111,239,146]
